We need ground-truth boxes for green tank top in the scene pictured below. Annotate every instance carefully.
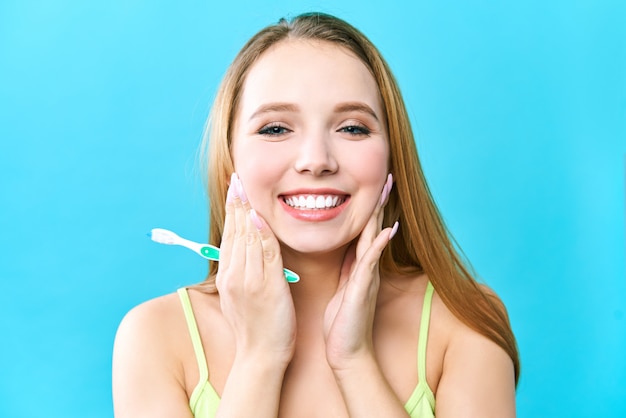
[177,282,436,417]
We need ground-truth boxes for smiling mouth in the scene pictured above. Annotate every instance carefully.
[282,194,347,210]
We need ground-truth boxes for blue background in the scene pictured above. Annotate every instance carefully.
[1,1,624,417]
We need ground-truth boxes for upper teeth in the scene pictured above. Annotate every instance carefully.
[284,195,344,209]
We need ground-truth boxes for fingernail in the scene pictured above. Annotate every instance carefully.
[229,173,239,201]
[380,173,393,205]
[236,176,248,203]
[380,183,389,206]
[389,221,399,240]
[226,180,235,203]
[249,209,263,230]
[386,173,394,192]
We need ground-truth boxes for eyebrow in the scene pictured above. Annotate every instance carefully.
[334,102,380,121]
[249,103,299,121]
[248,101,380,122]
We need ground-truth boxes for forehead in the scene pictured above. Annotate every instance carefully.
[238,39,383,117]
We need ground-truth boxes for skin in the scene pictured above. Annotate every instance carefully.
[112,39,516,417]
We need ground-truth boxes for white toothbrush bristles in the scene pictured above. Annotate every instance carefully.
[149,228,181,245]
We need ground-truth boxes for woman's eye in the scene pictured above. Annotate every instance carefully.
[339,124,371,136]
[258,124,290,136]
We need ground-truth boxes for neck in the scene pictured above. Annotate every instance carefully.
[280,244,347,307]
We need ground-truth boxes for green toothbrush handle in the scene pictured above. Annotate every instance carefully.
[283,269,300,283]
[200,246,299,283]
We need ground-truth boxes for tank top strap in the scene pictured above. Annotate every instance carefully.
[177,288,209,382]
[417,281,434,382]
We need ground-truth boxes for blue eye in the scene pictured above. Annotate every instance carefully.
[339,125,371,136]
[258,124,290,136]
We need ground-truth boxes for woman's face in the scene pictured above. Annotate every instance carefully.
[231,39,389,255]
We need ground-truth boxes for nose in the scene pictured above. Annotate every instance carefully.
[293,133,338,176]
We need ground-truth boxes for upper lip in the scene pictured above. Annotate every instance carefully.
[279,188,349,197]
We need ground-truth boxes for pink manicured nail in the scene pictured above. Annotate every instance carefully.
[386,173,394,192]
[385,173,394,198]
[236,176,248,203]
[230,173,240,200]
[226,179,236,203]
[250,209,263,230]
[389,221,399,240]
[380,173,393,205]
[379,183,388,205]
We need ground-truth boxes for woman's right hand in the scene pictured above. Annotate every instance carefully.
[215,173,296,366]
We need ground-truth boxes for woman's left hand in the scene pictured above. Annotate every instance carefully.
[323,173,397,371]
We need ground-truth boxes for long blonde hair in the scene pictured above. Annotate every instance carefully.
[198,12,520,384]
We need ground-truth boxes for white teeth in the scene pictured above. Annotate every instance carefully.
[283,194,345,210]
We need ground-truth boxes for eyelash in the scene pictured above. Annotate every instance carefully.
[257,123,291,137]
[339,124,371,136]
[256,122,372,137]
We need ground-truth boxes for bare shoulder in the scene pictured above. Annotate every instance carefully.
[431,285,516,418]
[112,292,193,418]
[114,292,187,355]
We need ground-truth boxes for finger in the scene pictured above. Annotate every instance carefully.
[338,241,357,289]
[376,174,392,228]
[380,173,393,207]
[229,174,248,277]
[356,174,392,260]
[252,210,287,285]
[244,209,264,288]
[376,173,393,228]
[357,209,381,260]
[235,172,252,211]
[353,222,397,282]
[218,174,238,272]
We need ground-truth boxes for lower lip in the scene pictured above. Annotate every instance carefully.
[280,198,349,222]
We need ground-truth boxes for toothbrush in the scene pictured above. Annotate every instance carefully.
[148,228,300,283]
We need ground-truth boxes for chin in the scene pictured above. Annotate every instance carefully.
[279,236,352,257]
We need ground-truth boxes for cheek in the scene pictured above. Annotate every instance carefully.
[341,142,389,183]
[232,143,286,202]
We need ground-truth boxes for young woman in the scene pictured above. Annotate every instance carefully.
[113,12,519,418]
